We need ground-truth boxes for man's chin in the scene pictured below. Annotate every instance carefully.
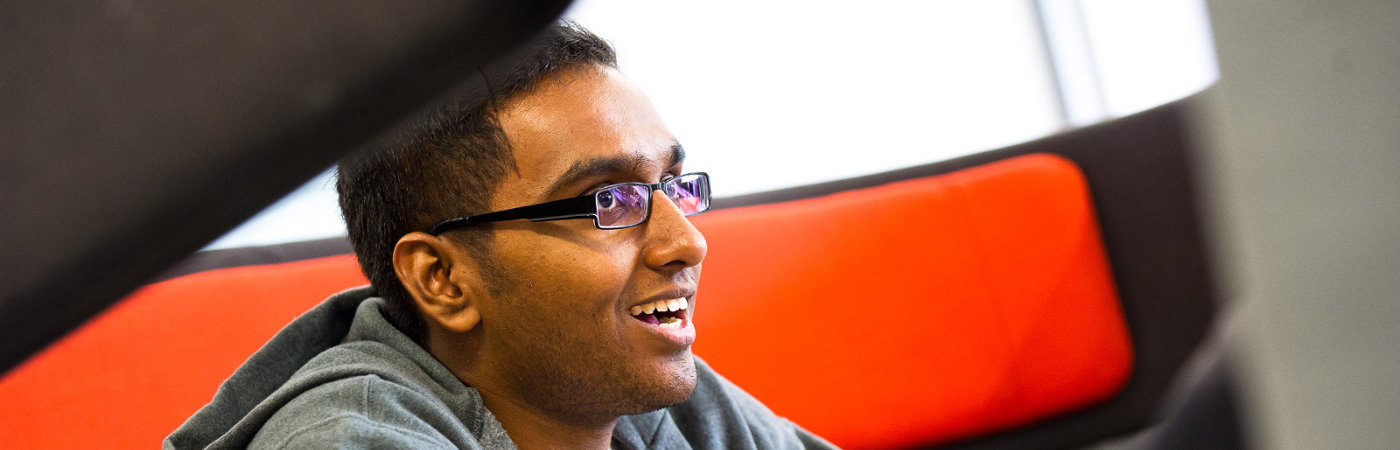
[622,355,698,414]
[661,358,700,406]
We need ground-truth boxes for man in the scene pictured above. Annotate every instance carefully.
[166,22,833,449]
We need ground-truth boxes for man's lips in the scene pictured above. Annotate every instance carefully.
[626,294,695,346]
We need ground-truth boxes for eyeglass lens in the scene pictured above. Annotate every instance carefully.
[596,184,650,228]
[594,173,710,228]
[668,173,710,215]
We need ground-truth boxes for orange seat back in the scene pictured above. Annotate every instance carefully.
[691,153,1132,448]
[0,255,366,449]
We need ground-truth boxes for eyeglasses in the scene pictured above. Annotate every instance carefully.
[429,172,711,234]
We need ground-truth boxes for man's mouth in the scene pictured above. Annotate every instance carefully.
[628,297,689,329]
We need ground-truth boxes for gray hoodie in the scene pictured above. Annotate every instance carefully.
[164,287,835,449]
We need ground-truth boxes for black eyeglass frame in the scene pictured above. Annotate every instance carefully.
[428,172,711,235]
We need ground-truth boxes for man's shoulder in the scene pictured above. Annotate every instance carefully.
[247,372,453,445]
[249,374,461,449]
[248,340,512,449]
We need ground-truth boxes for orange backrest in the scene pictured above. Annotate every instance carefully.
[0,153,1130,449]
[0,255,366,449]
[690,153,1131,448]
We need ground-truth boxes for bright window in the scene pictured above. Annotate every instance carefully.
[206,0,1216,250]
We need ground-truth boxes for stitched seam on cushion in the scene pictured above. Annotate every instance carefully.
[267,413,449,449]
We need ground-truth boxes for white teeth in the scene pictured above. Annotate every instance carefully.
[629,297,691,317]
[658,316,683,328]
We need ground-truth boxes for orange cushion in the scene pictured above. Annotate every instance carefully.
[690,153,1132,448]
[0,255,366,449]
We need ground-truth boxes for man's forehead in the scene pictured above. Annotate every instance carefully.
[515,142,683,203]
[543,143,685,189]
[495,65,680,202]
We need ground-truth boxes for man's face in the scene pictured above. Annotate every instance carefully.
[462,64,706,423]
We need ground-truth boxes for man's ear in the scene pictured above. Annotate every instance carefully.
[392,232,482,333]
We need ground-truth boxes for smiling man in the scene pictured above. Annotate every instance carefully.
[165,22,832,449]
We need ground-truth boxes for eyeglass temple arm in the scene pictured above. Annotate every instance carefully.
[428,195,595,235]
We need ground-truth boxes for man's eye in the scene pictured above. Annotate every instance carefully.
[597,189,617,209]
[660,173,682,194]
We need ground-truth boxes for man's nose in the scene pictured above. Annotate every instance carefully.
[642,189,707,270]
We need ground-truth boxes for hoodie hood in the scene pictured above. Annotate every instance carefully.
[163,287,832,450]
[163,286,512,449]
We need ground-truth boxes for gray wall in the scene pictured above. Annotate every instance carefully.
[1197,1,1400,448]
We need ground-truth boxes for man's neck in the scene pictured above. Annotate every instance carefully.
[424,328,617,448]
[480,394,617,450]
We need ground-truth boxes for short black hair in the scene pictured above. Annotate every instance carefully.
[336,21,617,340]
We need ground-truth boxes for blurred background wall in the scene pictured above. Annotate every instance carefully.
[1195,0,1400,448]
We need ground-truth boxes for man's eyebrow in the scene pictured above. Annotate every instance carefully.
[668,144,685,168]
[546,143,686,197]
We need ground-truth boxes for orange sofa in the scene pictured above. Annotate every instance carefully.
[0,99,1217,449]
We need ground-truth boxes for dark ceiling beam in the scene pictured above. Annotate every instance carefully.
[0,0,572,374]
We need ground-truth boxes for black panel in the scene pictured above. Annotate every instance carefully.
[153,237,354,283]
[0,0,571,374]
[1141,358,1245,450]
